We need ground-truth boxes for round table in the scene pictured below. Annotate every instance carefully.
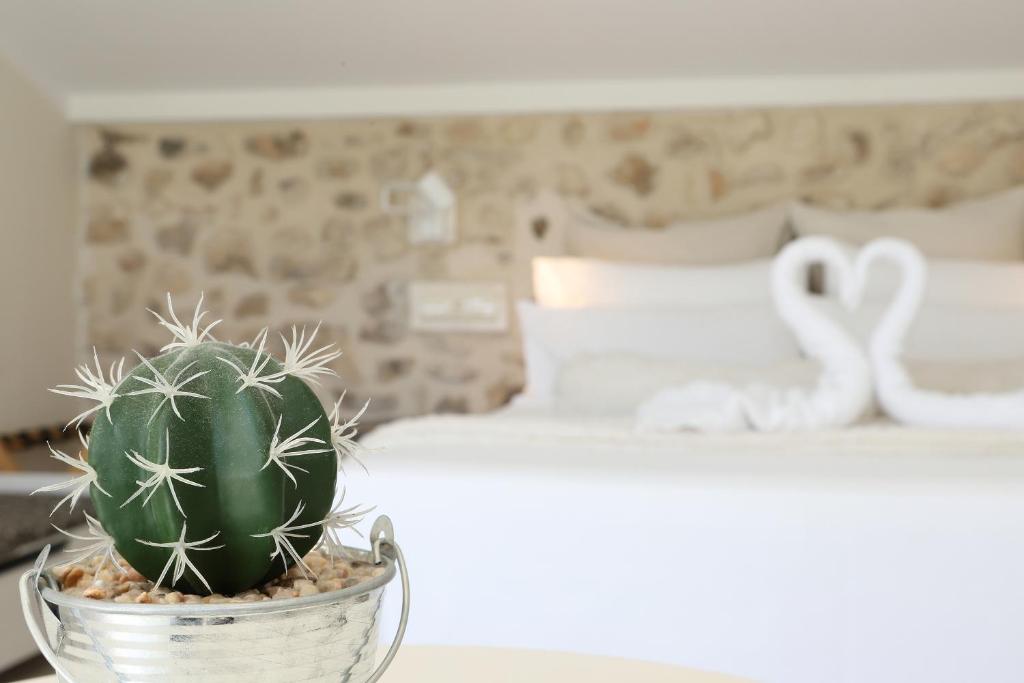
[18,645,752,682]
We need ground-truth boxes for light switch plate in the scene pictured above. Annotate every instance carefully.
[409,281,508,332]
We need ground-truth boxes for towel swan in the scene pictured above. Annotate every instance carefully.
[854,238,1024,430]
[636,237,873,433]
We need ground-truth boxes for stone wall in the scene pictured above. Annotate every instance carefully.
[76,102,1024,422]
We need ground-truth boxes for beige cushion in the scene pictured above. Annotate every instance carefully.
[909,359,1024,394]
[791,187,1024,260]
[564,203,790,265]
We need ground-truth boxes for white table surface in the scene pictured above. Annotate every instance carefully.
[18,645,754,682]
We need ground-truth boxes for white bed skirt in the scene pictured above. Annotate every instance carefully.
[351,412,1024,683]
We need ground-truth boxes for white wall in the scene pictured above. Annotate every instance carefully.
[0,54,75,432]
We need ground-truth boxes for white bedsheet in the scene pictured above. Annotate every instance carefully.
[350,408,1024,683]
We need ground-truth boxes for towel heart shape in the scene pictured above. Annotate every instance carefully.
[639,235,1024,432]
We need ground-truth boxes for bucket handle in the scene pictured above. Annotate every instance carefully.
[19,544,78,682]
[366,515,410,682]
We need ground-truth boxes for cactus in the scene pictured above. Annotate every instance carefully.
[38,295,370,595]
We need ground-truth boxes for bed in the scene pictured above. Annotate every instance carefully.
[352,409,1024,683]
[347,188,1024,683]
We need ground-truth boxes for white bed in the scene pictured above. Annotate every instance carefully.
[351,407,1024,683]
[351,193,1024,682]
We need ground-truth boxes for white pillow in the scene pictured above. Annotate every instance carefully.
[811,299,1024,362]
[516,301,802,403]
[791,187,1024,260]
[556,354,820,415]
[532,257,773,308]
[821,241,1024,309]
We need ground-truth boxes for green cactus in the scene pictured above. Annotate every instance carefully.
[38,295,370,595]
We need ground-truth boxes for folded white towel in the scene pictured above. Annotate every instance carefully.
[635,382,749,433]
[637,237,873,433]
[856,239,1024,430]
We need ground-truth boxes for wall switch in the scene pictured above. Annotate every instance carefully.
[409,281,508,332]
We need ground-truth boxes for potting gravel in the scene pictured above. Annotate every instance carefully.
[55,550,385,604]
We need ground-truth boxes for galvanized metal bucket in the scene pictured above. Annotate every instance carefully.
[20,516,409,683]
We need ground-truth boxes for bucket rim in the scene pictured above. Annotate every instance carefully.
[34,548,396,617]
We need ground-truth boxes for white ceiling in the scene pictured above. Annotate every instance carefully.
[1,0,1022,120]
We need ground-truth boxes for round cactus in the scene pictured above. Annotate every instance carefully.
[38,295,370,595]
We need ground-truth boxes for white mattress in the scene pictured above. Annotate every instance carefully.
[351,408,1024,683]
[366,407,1024,467]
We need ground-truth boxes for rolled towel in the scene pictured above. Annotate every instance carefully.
[855,238,1024,430]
